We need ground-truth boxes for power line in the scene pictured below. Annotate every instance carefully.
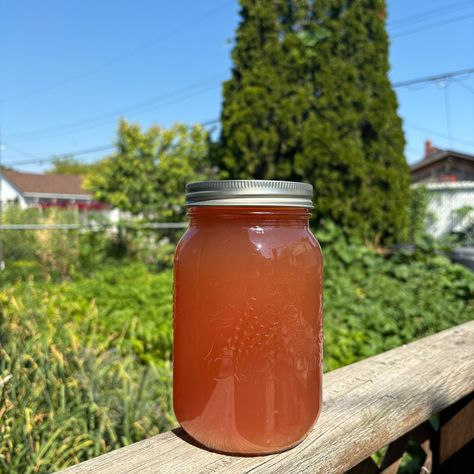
[405,122,474,148]
[9,114,473,170]
[388,1,474,29]
[200,118,220,127]
[6,74,225,140]
[392,12,474,38]
[1,142,43,160]
[0,1,233,104]
[8,67,473,143]
[395,70,474,152]
[405,147,420,161]
[3,120,220,167]
[4,67,474,167]
[5,144,115,167]
[1,0,468,105]
[0,0,470,115]
[392,68,474,88]
[454,79,474,95]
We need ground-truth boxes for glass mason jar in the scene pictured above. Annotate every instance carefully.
[173,180,323,455]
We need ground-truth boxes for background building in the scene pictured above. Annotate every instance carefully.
[0,169,106,211]
[411,141,474,238]
[411,140,474,184]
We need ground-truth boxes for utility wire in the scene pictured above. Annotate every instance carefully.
[392,12,474,38]
[405,148,421,161]
[4,68,474,167]
[0,1,233,103]
[405,122,474,148]
[1,142,43,160]
[4,119,220,167]
[7,67,474,143]
[0,0,467,104]
[454,79,474,95]
[388,1,474,29]
[392,68,474,88]
[20,82,221,142]
[6,74,225,140]
[5,144,115,167]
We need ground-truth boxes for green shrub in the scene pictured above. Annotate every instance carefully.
[5,229,472,374]
[67,263,174,363]
[0,260,43,285]
[0,286,174,474]
[318,221,474,370]
[3,263,173,365]
[1,207,92,279]
[1,222,473,473]
[154,241,177,270]
[122,226,184,269]
[0,206,185,284]
[1,206,40,262]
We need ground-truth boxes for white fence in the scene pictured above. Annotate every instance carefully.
[0,222,188,230]
[423,181,474,238]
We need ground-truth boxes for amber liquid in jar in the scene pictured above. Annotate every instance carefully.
[173,206,323,454]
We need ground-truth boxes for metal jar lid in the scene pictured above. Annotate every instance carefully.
[185,180,314,208]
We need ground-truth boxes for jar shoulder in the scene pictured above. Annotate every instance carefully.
[175,226,322,264]
[174,227,198,263]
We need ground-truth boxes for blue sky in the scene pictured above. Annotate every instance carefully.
[0,0,473,171]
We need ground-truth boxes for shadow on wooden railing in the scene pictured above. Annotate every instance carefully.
[58,321,474,474]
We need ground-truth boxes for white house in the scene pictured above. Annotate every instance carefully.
[0,169,105,211]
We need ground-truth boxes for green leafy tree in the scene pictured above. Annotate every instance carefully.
[47,156,95,175]
[86,120,212,221]
[216,0,410,243]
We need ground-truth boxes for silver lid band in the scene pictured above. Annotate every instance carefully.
[185,180,314,208]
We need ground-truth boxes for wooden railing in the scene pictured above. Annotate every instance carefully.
[59,321,474,474]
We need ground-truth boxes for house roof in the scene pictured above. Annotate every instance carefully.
[410,149,474,172]
[1,169,92,198]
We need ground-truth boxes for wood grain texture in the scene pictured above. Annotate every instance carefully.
[439,394,474,464]
[58,321,474,474]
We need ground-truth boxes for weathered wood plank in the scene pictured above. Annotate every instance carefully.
[439,393,474,464]
[58,321,474,474]
[346,457,379,474]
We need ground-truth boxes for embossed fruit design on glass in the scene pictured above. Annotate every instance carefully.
[173,180,323,455]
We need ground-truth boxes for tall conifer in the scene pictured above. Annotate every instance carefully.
[217,0,410,242]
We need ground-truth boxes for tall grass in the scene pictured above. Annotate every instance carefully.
[0,287,174,473]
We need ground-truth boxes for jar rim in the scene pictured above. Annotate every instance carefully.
[185,180,314,208]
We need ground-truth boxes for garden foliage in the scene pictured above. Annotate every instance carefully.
[1,222,473,472]
[85,120,213,222]
[0,284,173,473]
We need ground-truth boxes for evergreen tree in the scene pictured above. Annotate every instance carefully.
[217,0,410,242]
[217,0,311,180]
